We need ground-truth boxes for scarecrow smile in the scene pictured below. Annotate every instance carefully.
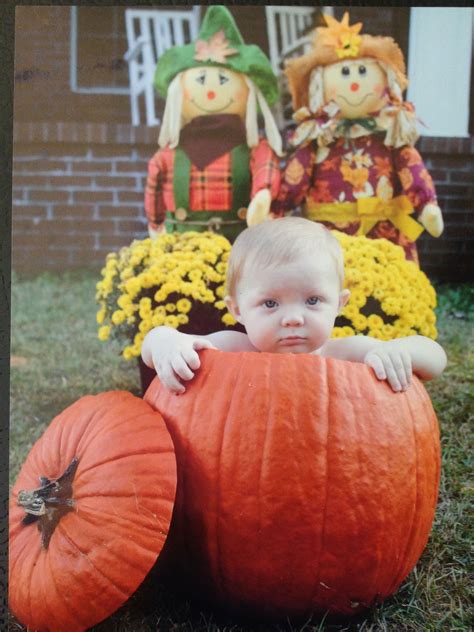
[191,98,235,113]
[337,93,373,107]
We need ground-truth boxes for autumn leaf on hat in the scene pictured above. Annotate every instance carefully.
[194,30,238,63]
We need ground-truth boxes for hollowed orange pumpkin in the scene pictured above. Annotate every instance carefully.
[9,391,177,632]
[145,349,440,618]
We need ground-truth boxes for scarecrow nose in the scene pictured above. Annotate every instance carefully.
[350,82,359,92]
[207,91,216,100]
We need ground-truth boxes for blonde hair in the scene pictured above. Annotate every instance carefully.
[226,217,344,297]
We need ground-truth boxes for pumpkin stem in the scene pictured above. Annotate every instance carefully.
[17,457,79,549]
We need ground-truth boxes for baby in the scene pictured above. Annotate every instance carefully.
[142,217,447,394]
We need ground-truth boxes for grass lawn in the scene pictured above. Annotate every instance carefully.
[9,269,473,631]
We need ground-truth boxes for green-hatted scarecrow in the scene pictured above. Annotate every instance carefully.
[145,5,283,242]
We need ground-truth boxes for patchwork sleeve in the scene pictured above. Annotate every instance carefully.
[144,149,169,227]
[249,139,281,200]
[270,144,314,216]
[393,145,438,214]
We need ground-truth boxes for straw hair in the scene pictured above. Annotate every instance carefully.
[226,217,345,297]
[286,27,408,112]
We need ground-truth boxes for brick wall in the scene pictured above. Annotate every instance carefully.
[12,122,473,281]
[12,123,153,269]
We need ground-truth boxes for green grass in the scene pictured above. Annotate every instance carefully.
[9,270,473,631]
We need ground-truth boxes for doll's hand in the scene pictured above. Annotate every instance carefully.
[364,341,413,393]
[148,222,167,239]
[418,203,444,237]
[246,189,272,227]
[144,327,216,394]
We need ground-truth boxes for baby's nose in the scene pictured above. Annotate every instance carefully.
[281,311,304,326]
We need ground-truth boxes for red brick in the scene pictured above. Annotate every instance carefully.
[116,219,147,234]
[12,204,49,219]
[95,176,138,188]
[117,191,144,203]
[13,160,68,173]
[12,175,51,187]
[48,232,95,247]
[115,161,148,173]
[51,206,95,220]
[449,170,474,184]
[91,147,134,159]
[73,190,114,203]
[29,190,70,202]
[48,175,94,188]
[74,161,112,172]
[97,205,139,219]
[99,234,134,249]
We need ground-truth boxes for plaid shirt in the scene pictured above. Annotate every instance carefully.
[145,138,280,226]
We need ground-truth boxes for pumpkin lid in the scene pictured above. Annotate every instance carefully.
[9,390,177,632]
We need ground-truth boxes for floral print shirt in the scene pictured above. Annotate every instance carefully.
[272,133,438,262]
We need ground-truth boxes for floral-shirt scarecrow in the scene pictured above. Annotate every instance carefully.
[271,13,444,263]
[145,5,283,242]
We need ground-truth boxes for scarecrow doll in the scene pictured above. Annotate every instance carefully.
[270,12,444,263]
[145,5,282,242]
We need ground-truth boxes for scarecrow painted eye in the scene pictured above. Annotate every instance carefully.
[196,72,206,85]
[341,66,350,77]
[358,65,367,76]
[219,72,229,85]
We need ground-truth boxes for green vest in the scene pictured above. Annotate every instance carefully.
[168,144,250,242]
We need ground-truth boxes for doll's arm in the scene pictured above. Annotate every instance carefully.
[144,150,169,237]
[322,335,447,392]
[246,140,281,225]
[142,327,254,393]
[270,144,314,216]
[393,146,444,237]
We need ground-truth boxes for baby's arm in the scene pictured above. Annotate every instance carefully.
[141,327,254,393]
[321,335,447,392]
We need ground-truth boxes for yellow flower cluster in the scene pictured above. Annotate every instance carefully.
[332,232,437,340]
[96,232,235,360]
[97,230,438,361]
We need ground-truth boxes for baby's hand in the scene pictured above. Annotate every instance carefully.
[147,329,215,394]
[364,341,413,392]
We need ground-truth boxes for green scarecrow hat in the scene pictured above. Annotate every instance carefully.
[153,5,278,106]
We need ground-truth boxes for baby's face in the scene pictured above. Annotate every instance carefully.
[228,253,347,354]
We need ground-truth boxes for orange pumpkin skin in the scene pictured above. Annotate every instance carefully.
[9,391,177,632]
[145,350,440,618]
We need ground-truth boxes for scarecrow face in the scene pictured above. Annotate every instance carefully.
[181,66,249,123]
[323,57,388,119]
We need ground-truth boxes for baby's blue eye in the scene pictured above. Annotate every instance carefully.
[306,296,320,306]
[264,299,277,309]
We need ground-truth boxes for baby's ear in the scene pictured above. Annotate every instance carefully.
[224,295,243,323]
[338,289,350,311]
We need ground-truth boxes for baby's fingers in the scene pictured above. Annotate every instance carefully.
[366,353,387,381]
[171,355,195,381]
[157,365,185,394]
[388,351,411,390]
[181,346,202,371]
[192,338,216,351]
